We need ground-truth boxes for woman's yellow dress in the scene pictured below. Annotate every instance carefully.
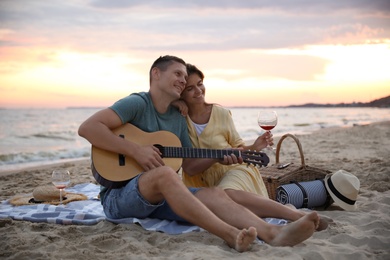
[182,105,269,198]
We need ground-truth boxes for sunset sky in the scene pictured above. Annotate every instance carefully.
[1,0,389,108]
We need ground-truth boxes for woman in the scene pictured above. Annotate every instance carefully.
[173,64,329,231]
[176,63,272,198]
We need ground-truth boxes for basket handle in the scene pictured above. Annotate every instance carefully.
[275,133,305,166]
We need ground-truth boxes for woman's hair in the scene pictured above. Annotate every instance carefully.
[186,63,204,80]
[183,63,218,107]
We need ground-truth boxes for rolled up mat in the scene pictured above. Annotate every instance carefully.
[276,180,329,208]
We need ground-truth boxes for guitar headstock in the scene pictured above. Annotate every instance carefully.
[242,150,270,167]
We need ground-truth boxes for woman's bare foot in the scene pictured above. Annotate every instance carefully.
[285,203,296,209]
[233,227,257,252]
[299,209,331,231]
[268,211,318,247]
[316,215,332,231]
[284,204,330,232]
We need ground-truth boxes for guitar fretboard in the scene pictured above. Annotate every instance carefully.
[161,146,241,159]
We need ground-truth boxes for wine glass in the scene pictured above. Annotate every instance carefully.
[257,110,278,153]
[52,169,71,205]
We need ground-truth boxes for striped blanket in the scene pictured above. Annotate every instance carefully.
[0,183,287,235]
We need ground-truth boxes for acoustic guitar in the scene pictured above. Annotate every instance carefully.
[91,123,270,188]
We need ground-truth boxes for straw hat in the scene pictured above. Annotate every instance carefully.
[9,185,87,206]
[324,170,360,211]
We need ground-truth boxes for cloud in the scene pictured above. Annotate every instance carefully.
[0,0,388,53]
[89,0,390,14]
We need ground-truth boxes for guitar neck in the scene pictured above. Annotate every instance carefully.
[160,146,240,159]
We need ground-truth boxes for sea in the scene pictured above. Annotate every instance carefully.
[1,107,389,172]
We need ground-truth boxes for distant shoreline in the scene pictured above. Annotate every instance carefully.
[228,105,390,109]
[233,95,390,108]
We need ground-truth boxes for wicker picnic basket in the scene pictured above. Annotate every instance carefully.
[261,133,331,200]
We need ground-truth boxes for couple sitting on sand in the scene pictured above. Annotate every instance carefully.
[79,55,327,252]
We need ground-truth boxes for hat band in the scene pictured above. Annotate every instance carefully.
[327,177,356,205]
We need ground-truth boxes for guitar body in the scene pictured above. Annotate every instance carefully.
[91,124,183,188]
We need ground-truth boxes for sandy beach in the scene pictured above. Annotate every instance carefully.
[1,121,389,259]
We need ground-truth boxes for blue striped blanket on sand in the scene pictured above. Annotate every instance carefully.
[0,183,288,235]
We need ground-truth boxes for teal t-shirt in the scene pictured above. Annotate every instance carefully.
[110,92,191,147]
[100,92,191,201]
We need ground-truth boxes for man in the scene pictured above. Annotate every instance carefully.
[78,55,319,252]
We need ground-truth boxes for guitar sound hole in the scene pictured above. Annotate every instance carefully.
[119,134,125,166]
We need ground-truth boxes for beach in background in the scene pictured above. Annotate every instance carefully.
[1,107,389,173]
[0,120,389,259]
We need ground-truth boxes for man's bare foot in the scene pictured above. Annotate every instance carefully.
[234,227,257,252]
[268,211,318,247]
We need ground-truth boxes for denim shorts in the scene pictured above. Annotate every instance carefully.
[102,173,201,223]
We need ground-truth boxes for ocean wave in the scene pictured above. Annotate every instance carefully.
[0,147,91,166]
[15,131,76,141]
[31,133,75,141]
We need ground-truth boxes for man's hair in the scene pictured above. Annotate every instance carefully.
[186,63,204,80]
[149,55,186,83]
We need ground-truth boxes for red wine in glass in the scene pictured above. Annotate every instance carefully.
[260,125,275,131]
[257,110,278,152]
